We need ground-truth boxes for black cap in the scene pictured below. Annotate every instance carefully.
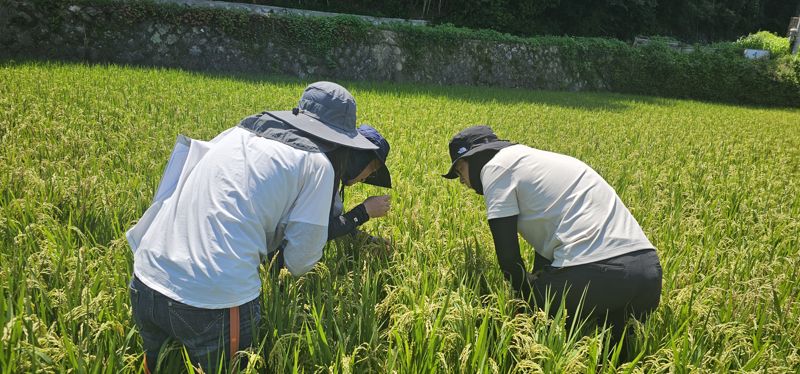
[442,126,514,179]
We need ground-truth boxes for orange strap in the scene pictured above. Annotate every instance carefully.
[229,306,240,360]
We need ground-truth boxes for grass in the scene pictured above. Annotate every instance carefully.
[0,61,798,373]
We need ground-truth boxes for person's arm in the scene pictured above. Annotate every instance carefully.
[281,158,335,276]
[327,195,390,240]
[488,215,534,301]
[328,204,370,240]
[282,221,327,275]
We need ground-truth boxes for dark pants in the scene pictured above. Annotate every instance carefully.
[531,249,662,345]
[129,276,261,373]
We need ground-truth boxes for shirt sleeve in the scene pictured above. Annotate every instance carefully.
[482,164,520,219]
[282,154,334,276]
[328,203,370,240]
[488,215,534,302]
[282,221,327,276]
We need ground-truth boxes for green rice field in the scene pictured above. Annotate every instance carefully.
[1,61,798,373]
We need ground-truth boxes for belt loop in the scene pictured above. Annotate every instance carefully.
[229,306,240,361]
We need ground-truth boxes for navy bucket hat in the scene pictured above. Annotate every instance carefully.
[267,82,378,150]
[442,126,514,179]
[355,124,392,188]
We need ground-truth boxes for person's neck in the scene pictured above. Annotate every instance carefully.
[467,150,499,195]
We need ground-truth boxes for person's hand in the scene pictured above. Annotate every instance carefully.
[353,230,393,256]
[363,195,391,218]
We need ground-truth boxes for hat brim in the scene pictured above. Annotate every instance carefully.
[442,141,515,179]
[363,165,392,188]
[267,111,378,150]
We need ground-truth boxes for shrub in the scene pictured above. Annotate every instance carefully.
[735,31,791,58]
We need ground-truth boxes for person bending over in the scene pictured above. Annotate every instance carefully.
[442,125,662,352]
[127,82,377,373]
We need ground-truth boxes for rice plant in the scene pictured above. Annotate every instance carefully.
[0,61,798,373]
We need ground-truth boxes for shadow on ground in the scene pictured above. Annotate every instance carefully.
[1,58,678,112]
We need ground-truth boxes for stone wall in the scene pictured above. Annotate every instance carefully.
[2,0,798,107]
[0,0,608,92]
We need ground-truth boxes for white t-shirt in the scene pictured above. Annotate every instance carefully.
[129,127,334,309]
[482,144,654,267]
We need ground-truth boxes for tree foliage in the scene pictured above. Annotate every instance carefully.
[245,0,798,42]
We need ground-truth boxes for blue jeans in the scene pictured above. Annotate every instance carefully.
[129,276,261,373]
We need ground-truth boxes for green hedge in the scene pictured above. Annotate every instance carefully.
[609,42,798,106]
[386,21,799,107]
[11,0,800,107]
[735,31,792,58]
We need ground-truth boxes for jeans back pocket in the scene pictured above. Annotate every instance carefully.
[168,301,225,340]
